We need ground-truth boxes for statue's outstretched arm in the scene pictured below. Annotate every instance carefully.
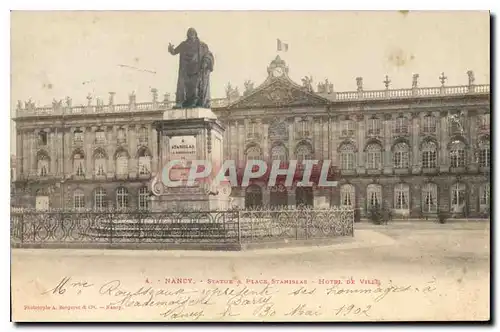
[168,42,182,55]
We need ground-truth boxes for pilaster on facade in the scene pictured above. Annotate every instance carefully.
[83,127,92,179]
[329,116,336,164]
[411,112,421,173]
[237,120,244,168]
[312,117,320,160]
[129,125,138,178]
[28,131,35,176]
[49,129,57,176]
[439,111,450,172]
[356,115,365,174]
[383,114,393,175]
[322,117,329,162]
[264,121,270,163]
[288,118,295,160]
[107,127,116,176]
[63,128,72,178]
[150,125,158,175]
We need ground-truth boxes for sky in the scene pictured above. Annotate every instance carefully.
[10,11,490,153]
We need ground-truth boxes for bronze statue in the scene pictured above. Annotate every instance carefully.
[168,28,214,109]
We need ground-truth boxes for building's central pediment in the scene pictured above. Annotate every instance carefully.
[228,78,330,109]
[226,56,331,110]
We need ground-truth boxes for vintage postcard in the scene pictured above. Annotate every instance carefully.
[10,10,490,322]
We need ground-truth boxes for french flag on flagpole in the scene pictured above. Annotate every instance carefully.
[277,38,288,52]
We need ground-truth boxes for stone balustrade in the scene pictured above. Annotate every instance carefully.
[14,84,490,118]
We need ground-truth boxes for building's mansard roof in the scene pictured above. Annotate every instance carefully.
[15,56,490,118]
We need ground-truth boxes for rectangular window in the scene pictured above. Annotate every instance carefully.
[95,131,106,144]
[297,120,310,138]
[422,151,437,168]
[478,114,490,130]
[395,190,409,209]
[74,131,84,143]
[341,121,355,136]
[422,116,437,133]
[38,132,48,146]
[480,184,490,207]
[95,196,105,209]
[451,151,466,168]
[116,158,128,176]
[367,186,381,209]
[117,129,127,143]
[394,117,408,134]
[76,162,85,176]
[341,153,355,170]
[367,118,381,135]
[479,149,490,168]
[74,195,85,209]
[139,189,149,210]
[366,151,381,169]
[393,152,409,169]
[422,189,437,213]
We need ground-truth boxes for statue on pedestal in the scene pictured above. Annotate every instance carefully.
[168,28,214,109]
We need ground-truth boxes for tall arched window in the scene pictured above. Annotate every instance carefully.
[116,151,129,176]
[479,183,490,212]
[450,183,466,213]
[73,152,85,177]
[340,184,355,207]
[116,187,129,209]
[245,145,261,161]
[340,144,356,170]
[73,189,85,210]
[138,127,149,146]
[94,151,107,176]
[271,145,287,161]
[94,188,107,209]
[365,143,382,169]
[422,183,438,213]
[138,149,151,175]
[450,140,466,168]
[394,183,410,210]
[296,143,313,162]
[393,142,410,169]
[138,187,149,210]
[367,184,382,209]
[478,140,490,168]
[37,153,49,177]
[421,141,438,168]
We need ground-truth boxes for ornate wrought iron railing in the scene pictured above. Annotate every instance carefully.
[238,206,354,242]
[10,206,354,247]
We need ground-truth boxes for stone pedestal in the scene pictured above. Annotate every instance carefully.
[151,108,230,212]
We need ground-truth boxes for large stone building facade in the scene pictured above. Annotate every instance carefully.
[12,56,491,218]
